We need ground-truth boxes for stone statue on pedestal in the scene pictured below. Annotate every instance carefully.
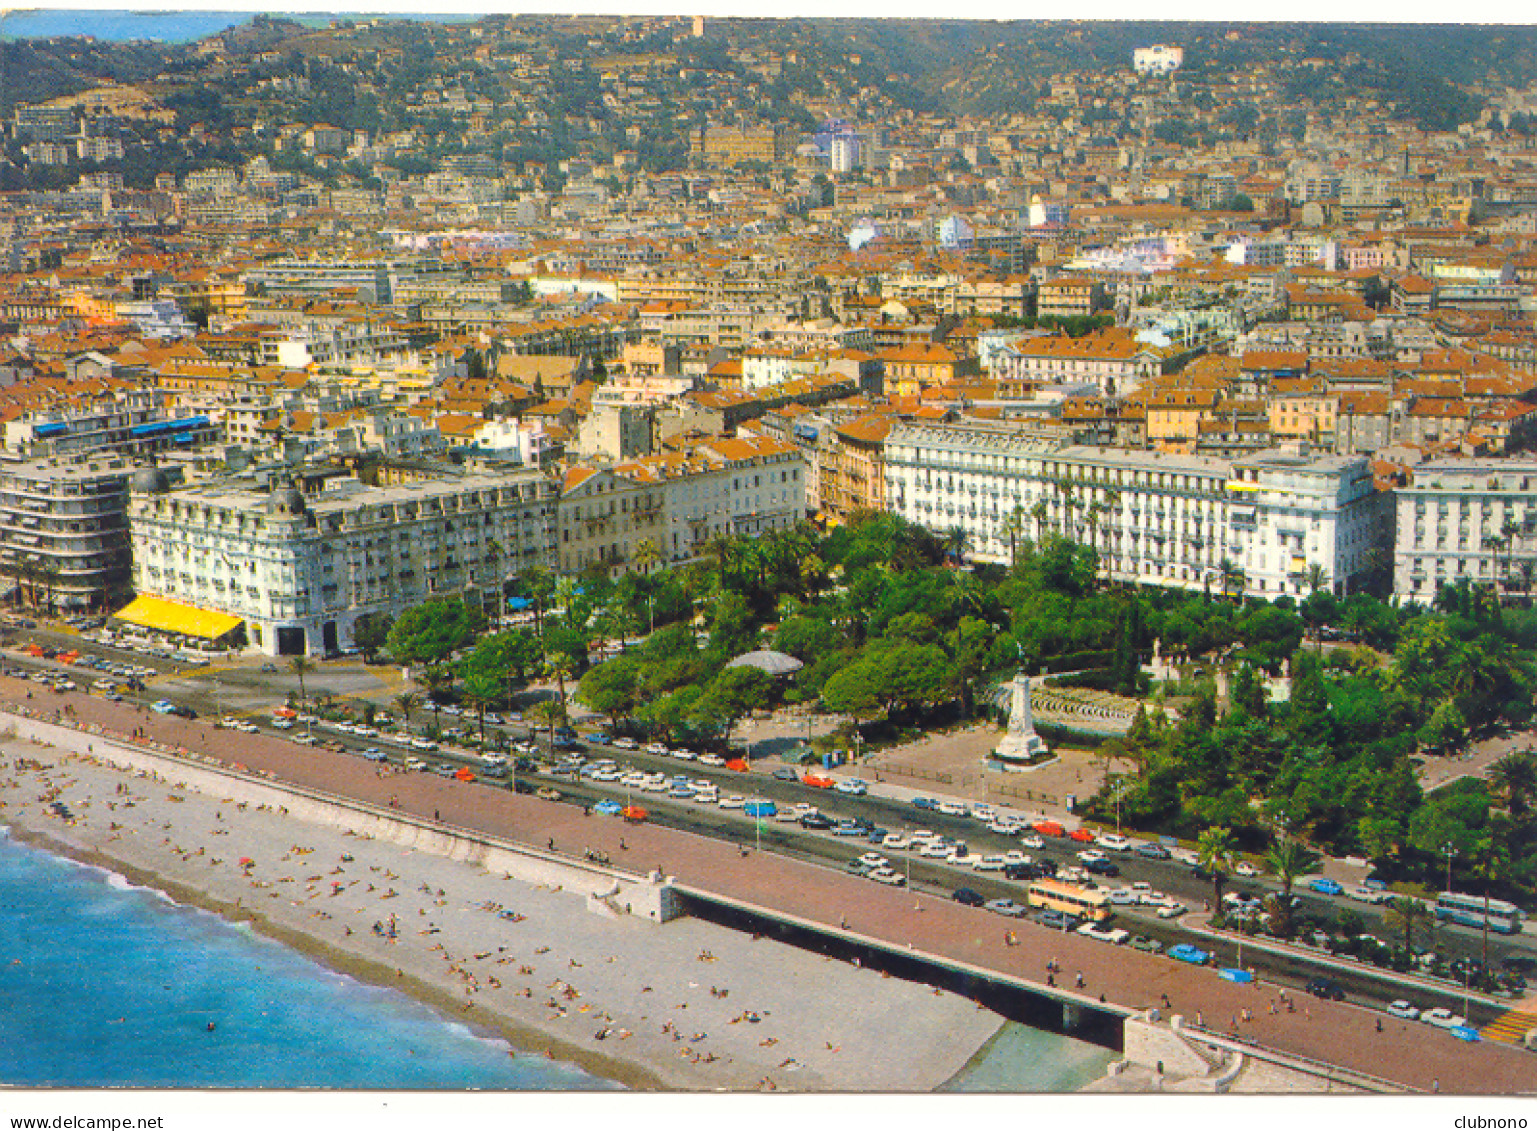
[993,670,1048,766]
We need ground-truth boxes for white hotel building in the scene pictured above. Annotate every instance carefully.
[127,463,556,657]
[1392,458,1537,604]
[885,424,1386,598]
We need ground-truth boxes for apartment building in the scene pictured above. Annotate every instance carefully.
[1392,458,1537,603]
[0,455,133,613]
[127,462,557,656]
[884,424,1383,597]
[559,436,806,575]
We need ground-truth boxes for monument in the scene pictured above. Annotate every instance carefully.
[991,671,1049,770]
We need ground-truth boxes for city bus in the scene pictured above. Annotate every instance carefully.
[1434,891,1525,935]
[1026,879,1111,923]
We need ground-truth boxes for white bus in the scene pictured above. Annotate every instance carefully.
[1434,891,1525,934]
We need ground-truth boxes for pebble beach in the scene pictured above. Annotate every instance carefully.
[0,733,1009,1092]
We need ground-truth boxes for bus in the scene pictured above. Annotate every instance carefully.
[1434,891,1525,935]
[1026,879,1111,923]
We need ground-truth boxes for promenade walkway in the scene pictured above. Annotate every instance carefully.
[3,677,1534,1095]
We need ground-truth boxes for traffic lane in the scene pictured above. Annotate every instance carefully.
[7,684,1533,1092]
[25,677,1527,1001]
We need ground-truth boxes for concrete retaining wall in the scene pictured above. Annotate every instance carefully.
[2,711,680,918]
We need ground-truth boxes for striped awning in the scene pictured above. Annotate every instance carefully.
[113,594,243,640]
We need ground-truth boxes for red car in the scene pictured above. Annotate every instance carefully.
[1068,827,1096,843]
[1033,819,1065,837]
[802,773,835,789]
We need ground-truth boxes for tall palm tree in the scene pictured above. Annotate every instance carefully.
[481,538,504,625]
[393,691,420,728]
[289,655,313,707]
[632,537,662,576]
[1488,751,1537,819]
[1030,500,1048,546]
[461,671,500,750]
[1384,895,1431,957]
[1482,533,1507,602]
[420,665,454,730]
[1303,563,1330,652]
[1000,504,1025,568]
[1218,558,1245,604]
[545,650,576,729]
[1516,559,1537,606]
[1264,837,1321,898]
[1196,825,1237,909]
[1472,831,1511,981]
[945,524,971,566]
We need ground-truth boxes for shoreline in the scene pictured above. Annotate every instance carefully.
[1,820,665,1092]
[0,738,1010,1093]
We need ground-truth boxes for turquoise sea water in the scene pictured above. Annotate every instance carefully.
[0,830,616,1090]
[943,1022,1117,1093]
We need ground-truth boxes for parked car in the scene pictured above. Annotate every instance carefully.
[593,800,624,817]
[1095,833,1132,852]
[1420,1007,1468,1030]
[1130,936,1164,954]
[1306,877,1345,896]
[1136,843,1172,860]
[799,812,835,830]
[1084,858,1121,877]
[1032,820,1064,837]
[834,779,869,796]
[985,898,1028,918]
[1067,828,1096,843]
[1385,1000,1421,1020]
[1305,977,1346,1001]
[952,887,987,907]
[1167,943,1211,966]
[771,767,801,782]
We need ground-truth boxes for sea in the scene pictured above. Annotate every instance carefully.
[0,828,615,1090]
[0,10,483,44]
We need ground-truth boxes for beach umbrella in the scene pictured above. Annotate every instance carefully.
[238,857,254,868]
[621,805,648,823]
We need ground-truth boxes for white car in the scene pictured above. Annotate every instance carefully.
[1386,1000,1421,1021]
[858,852,889,869]
[881,833,912,850]
[1002,850,1031,868]
[411,738,436,752]
[1421,1008,1467,1031]
[920,841,954,859]
[969,804,997,822]
[988,819,1022,835]
[948,850,982,869]
[641,778,669,793]
[672,749,697,761]
[235,721,259,734]
[834,779,869,796]
[973,854,1008,872]
[611,737,638,750]
[868,867,906,887]
[1076,849,1108,865]
[1077,923,1129,944]
[1170,847,1200,866]
[644,742,670,755]
[1019,834,1045,850]
[1156,902,1186,919]
[1233,861,1259,878]
[718,795,746,810]
[1348,885,1393,904]
[934,801,967,817]
[272,718,294,730]
[1095,833,1132,852]
[1107,888,1138,906]
[698,754,726,767]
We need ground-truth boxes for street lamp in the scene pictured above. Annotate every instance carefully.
[1441,843,1457,893]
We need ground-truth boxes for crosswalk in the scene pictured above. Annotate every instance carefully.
[1479,1003,1537,1045]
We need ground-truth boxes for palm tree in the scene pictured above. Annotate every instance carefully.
[1217,558,1245,604]
[1488,751,1537,819]
[420,665,454,731]
[545,649,576,729]
[1196,825,1237,909]
[1000,505,1025,568]
[1472,830,1512,981]
[393,691,420,728]
[1482,533,1507,602]
[289,655,313,707]
[481,538,504,625]
[1384,895,1431,956]
[1516,559,1537,606]
[632,537,662,577]
[1303,563,1330,652]
[1030,500,1048,546]
[461,671,500,750]
[944,524,971,566]
[1264,838,1321,898]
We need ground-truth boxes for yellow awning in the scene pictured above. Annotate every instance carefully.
[113,594,243,640]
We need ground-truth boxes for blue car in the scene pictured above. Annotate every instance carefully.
[593,799,623,816]
[1167,943,1211,966]
[588,733,611,745]
[911,797,936,810]
[1307,877,1344,896]
[743,801,777,818]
